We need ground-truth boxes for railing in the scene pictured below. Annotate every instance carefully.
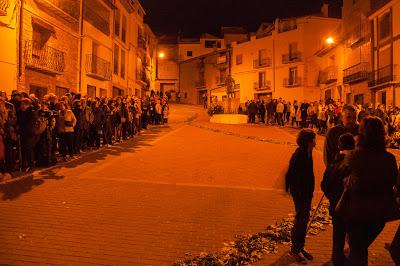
[83,3,110,36]
[85,54,111,81]
[195,80,206,88]
[319,66,338,84]
[368,65,398,87]
[253,80,272,91]
[282,52,301,64]
[0,0,9,16]
[136,70,147,82]
[253,58,272,68]
[25,40,65,73]
[343,62,370,84]
[345,23,370,48]
[283,77,302,87]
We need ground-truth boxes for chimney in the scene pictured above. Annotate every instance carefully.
[321,3,329,17]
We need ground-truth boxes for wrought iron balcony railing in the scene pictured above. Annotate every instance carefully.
[216,76,226,85]
[85,54,111,81]
[282,52,302,64]
[254,80,272,91]
[136,70,149,85]
[319,66,338,84]
[343,62,370,84]
[253,58,272,69]
[216,55,227,65]
[25,40,65,74]
[368,65,398,87]
[345,23,370,48]
[0,0,9,16]
[284,77,302,87]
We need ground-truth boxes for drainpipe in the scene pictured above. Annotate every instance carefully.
[78,0,84,93]
[18,0,24,82]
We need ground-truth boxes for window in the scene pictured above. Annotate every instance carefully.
[289,43,298,59]
[83,0,110,36]
[121,49,125,79]
[100,88,107,97]
[289,67,298,85]
[55,86,69,97]
[259,72,266,88]
[379,12,391,41]
[87,85,96,98]
[205,40,221,48]
[236,54,243,65]
[187,51,193,57]
[113,44,119,75]
[114,9,120,37]
[121,15,127,42]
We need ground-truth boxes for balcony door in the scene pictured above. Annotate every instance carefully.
[289,43,298,60]
[258,72,266,88]
[289,67,298,85]
[91,42,99,74]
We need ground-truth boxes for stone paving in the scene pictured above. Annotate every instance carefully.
[0,104,397,265]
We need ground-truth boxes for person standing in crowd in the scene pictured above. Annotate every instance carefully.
[321,133,355,265]
[258,100,266,124]
[276,98,285,127]
[338,117,399,265]
[91,101,105,148]
[72,100,84,154]
[155,99,163,125]
[163,103,169,124]
[17,98,40,172]
[285,129,316,264]
[300,101,309,128]
[56,102,76,161]
[324,105,358,166]
[247,100,257,124]
[266,99,275,125]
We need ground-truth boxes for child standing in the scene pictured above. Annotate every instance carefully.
[321,133,355,265]
[285,129,316,264]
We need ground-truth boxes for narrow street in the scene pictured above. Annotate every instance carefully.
[0,104,397,265]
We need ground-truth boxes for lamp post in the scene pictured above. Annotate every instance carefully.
[156,51,165,94]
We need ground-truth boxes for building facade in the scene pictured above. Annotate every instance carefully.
[0,0,18,94]
[18,0,80,97]
[369,0,400,107]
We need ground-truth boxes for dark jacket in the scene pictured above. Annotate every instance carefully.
[342,148,398,222]
[323,124,359,166]
[285,148,315,198]
[321,153,349,215]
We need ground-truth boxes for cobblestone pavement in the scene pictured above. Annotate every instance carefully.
[0,105,397,265]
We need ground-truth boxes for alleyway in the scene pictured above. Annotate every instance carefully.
[0,104,397,265]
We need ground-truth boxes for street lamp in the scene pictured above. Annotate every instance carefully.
[158,52,165,59]
[326,37,335,45]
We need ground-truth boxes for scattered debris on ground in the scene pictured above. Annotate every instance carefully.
[174,201,331,266]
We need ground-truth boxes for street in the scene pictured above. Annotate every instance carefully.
[0,104,397,265]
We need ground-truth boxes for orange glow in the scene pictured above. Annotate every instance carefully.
[326,37,335,44]
[158,52,165,58]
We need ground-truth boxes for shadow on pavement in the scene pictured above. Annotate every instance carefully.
[0,125,171,201]
[269,252,297,266]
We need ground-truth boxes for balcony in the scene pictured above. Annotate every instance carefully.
[345,23,370,49]
[0,0,9,16]
[195,80,206,88]
[34,0,79,23]
[254,80,272,91]
[368,65,398,87]
[343,62,370,84]
[136,70,150,87]
[253,58,272,69]
[282,52,301,64]
[85,54,111,81]
[284,77,302,87]
[319,66,338,84]
[25,40,65,74]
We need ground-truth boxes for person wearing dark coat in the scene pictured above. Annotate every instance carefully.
[321,133,355,265]
[90,101,105,149]
[324,105,359,166]
[72,100,85,154]
[285,129,316,264]
[300,102,309,128]
[258,101,266,124]
[247,100,257,123]
[340,117,399,266]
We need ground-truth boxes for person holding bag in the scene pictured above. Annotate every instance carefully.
[336,116,399,265]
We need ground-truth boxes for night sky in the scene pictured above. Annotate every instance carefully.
[139,0,343,37]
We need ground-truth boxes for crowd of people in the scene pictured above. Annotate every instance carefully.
[244,98,400,147]
[0,90,170,182]
[286,105,400,265]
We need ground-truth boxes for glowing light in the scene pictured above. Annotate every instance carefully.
[158,52,165,58]
[326,37,335,44]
